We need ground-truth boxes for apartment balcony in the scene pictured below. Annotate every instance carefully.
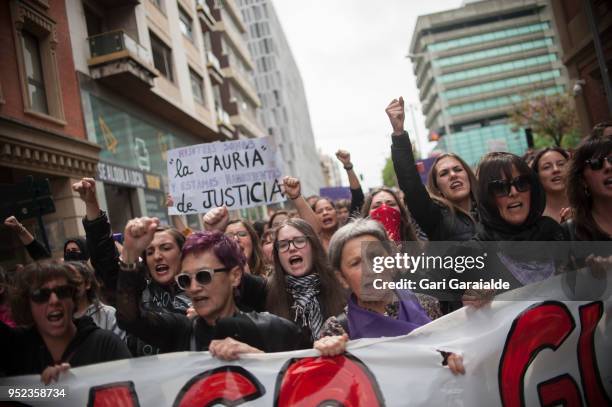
[216,107,235,139]
[206,51,224,85]
[87,30,157,93]
[196,0,216,30]
[230,110,266,139]
[221,68,260,107]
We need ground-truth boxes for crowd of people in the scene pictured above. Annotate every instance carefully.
[1,97,610,385]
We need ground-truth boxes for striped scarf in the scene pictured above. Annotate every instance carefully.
[286,274,323,341]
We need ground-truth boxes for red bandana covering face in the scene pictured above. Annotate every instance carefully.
[370,204,402,242]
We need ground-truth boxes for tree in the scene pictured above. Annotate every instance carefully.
[509,93,580,148]
[382,157,397,188]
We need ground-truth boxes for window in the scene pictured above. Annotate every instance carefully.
[21,31,48,114]
[190,68,205,105]
[11,1,64,122]
[150,33,174,81]
[178,6,193,40]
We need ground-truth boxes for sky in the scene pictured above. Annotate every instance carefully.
[272,0,463,189]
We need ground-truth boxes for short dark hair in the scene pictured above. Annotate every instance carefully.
[591,121,612,138]
[182,230,246,271]
[141,225,186,277]
[10,261,79,326]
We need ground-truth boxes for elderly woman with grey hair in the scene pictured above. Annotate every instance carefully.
[314,219,464,374]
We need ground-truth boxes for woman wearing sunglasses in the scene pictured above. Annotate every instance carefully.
[1,261,130,382]
[266,218,346,345]
[116,218,305,358]
[564,134,612,240]
[531,147,570,223]
[475,152,565,241]
[386,97,479,241]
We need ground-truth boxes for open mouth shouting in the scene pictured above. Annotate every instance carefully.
[321,216,334,227]
[154,264,171,276]
[289,255,304,267]
[604,176,612,188]
[450,180,464,190]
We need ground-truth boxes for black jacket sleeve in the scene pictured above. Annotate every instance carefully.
[237,272,268,312]
[391,132,444,238]
[83,211,120,304]
[115,270,188,351]
[25,239,51,260]
[349,187,365,216]
[247,312,310,352]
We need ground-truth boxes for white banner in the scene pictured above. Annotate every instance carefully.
[167,137,285,214]
[2,271,611,406]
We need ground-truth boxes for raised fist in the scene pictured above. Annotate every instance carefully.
[385,97,405,136]
[335,150,352,167]
[122,217,160,263]
[203,206,229,231]
[4,216,23,232]
[282,176,301,200]
[72,178,98,205]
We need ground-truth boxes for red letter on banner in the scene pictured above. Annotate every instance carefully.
[87,381,139,407]
[173,366,265,407]
[498,301,575,407]
[274,354,384,407]
[576,301,611,406]
[537,374,583,407]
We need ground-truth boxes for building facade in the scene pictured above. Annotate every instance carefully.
[65,0,264,232]
[0,0,100,263]
[319,150,342,188]
[410,0,569,166]
[236,0,324,196]
[549,0,612,135]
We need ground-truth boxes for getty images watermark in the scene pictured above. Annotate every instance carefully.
[362,241,612,301]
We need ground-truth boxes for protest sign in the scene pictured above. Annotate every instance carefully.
[167,137,285,214]
[2,270,610,406]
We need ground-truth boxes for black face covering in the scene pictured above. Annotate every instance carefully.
[64,251,88,262]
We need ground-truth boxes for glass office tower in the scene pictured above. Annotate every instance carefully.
[410,0,568,166]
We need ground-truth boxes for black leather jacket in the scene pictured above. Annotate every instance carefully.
[116,271,306,353]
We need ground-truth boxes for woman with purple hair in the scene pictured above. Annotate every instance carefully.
[116,217,306,358]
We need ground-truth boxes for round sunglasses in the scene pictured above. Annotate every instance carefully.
[175,268,229,290]
[30,285,75,304]
[488,175,531,197]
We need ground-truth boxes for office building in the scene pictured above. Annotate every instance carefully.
[65,0,264,231]
[237,0,324,196]
[410,0,569,165]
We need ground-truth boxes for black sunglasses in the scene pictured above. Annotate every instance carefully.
[30,285,75,304]
[275,236,308,252]
[488,175,531,197]
[585,156,612,171]
[175,268,230,289]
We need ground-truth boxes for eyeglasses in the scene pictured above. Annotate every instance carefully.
[488,175,531,197]
[30,285,75,304]
[585,156,612,171]
[225,231,249,239]
[175,268,229,289]
[275,236,308,252]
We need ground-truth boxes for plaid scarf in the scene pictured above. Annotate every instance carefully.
[286,274,323,341]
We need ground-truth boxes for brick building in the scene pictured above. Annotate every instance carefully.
[0,0,100,264]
